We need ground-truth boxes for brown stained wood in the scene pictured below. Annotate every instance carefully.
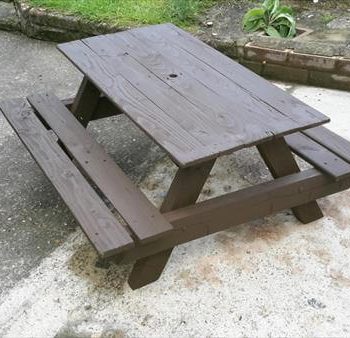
[286,132,350,180]
[58,26,329,167]
[155,24,330,127]
[103,32,298,144]
[115,168,350,263]
[128,160,215,289]
[0,98,134,257]
[113,30,306,137]
[71,76,101,126]
[257,137,323,223]
[27,93,173,243]
[303,126,350,163]
[58,40,205,167]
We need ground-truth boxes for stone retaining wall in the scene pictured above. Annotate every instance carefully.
[1,0,349,91]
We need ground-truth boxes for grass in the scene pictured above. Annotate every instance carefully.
[28,0,218,27]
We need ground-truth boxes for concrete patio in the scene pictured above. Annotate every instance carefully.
[1,30,350,337]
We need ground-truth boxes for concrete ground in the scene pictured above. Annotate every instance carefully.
[1,30,350,337]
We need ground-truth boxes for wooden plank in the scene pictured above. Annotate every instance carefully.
[71,76,101,126]
[117,29,306,136]
[103,32,301,144]
[257,137,323,223]
[303,126,350,164]
[0,98,134,257]
[115,168,350,263]
[152,24,329,127]
[58,40,207,167]
[27,93,173,243]
[286,132,350,180]
[128,159,215,289]
[58,30,328,167]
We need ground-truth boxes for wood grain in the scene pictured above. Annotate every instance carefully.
[156,24,329,126]
[58,25,329,167]
[115,169,350,263]
[27,93,173,243]
[257,137,323,223]
[303,126,350,163]
[128,159,215,289]
[286,132,350,180]
[0,98,134,257]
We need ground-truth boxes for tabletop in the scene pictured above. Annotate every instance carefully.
[58,23,329,167]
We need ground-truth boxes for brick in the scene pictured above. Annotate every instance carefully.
[263,63,309,84]
[335,58,350,76]
[239,60,263,75]
[288,52,336,72]
[309,71,350,91]
[244,44,288,65]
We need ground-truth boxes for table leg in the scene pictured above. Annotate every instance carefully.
[71,76,101,127]
[257,137,323,223]
[128,159,216,289]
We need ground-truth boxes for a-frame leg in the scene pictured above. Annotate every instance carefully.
[71,76,101,126]
[128,159,216,289]
[257,137,323,223]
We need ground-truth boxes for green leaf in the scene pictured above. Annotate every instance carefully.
[263,0,279,12]
[242,8,266,32]
[265,25,281,37]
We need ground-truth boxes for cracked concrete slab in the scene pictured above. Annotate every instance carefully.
[1,30,350,337]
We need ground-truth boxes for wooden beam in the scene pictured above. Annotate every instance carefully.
[62,92,122,122]
[114,169,350,263]
[128,159,215,289]
[257,137,323,223]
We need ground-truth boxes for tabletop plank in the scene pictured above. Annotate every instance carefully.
[58,40,213,166]
[157,24,329,126]
[112,29,303,135]
[58,24,329,167]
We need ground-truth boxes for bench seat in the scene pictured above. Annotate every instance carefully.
[0,94,173,258]
[286,127,350,181]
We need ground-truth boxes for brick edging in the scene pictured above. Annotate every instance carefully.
[1,0,349,91]
[212,39,350,91]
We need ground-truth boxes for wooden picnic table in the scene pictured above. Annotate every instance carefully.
[3,23,350,289]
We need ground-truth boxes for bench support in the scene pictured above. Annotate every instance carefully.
[257,137,323,223]
[115,168,350,264]
[128,159,215,289]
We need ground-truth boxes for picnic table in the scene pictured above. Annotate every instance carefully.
[2,24,350,289]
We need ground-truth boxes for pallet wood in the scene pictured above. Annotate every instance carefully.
[115,168,350,263]
[27,93,173,243]
[257,137,323,223]
[0,98,134,257]
[58,26,329,167]
[128,160,215,289]
[286,132,350,180]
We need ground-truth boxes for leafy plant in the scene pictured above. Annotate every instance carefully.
[243,0,296,38]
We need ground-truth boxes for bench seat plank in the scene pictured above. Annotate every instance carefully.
[303,126,350,164]
[0,98,134,257]
[27,93,173,243]
[286,132,350,180]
